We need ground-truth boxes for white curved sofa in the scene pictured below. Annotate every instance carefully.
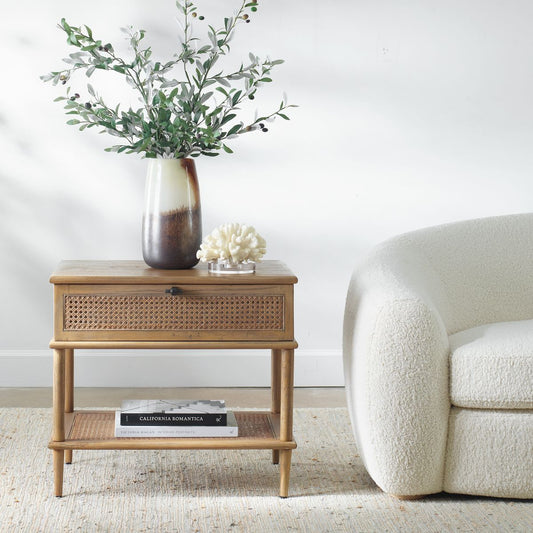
[343,214,533,498]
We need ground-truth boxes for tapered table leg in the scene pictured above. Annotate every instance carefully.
[271,348,282,464]
[53,349,65,497]
[64,348,74,464]
[279,348,294,497]
[53,449,65,498]
[279,449,292,498]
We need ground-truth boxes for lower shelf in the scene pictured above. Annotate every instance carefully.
[49,410,297,451]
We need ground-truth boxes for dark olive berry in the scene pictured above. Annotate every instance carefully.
[70,96,76,101]
[74,93,80,98]
[259,123,265,128]
[85,102,92,109]
[262,127,268,132]
[199,15,204,20]
[246,19,250,23]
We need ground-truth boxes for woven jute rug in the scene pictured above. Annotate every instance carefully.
[0,408,531,532]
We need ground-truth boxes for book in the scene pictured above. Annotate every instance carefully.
[114,411,238,437]
[120,399,227,426]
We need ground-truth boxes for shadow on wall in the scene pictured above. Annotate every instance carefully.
[0,74,148,347]
[0,112,134,347]
[0,168,105,347]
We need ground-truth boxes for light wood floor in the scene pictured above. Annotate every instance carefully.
[0,387,346,408]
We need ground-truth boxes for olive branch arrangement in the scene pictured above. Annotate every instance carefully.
[41,0,295,158]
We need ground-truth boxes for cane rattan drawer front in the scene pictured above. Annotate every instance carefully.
[54,284,293,341]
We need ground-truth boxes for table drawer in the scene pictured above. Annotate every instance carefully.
[54,284,293,341]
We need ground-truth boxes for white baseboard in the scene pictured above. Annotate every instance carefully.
[0,349,343,387]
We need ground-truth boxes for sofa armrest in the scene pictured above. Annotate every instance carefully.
[344,281,450,496]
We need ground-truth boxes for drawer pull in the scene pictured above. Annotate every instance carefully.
[165,286,182,296]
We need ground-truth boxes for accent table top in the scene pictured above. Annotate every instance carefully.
[50,260,298,285]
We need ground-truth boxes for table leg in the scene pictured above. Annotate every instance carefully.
[53,349,65,497]
[271,349,281,464]
[279,449,292,498]
[64,349,74,464]
[279,348,294,498]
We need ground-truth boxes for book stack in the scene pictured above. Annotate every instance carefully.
[114,399,238,437]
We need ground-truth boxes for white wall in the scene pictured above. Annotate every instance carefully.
[1,0,533,386]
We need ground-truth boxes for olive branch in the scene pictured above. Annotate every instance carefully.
[41,0,296,158]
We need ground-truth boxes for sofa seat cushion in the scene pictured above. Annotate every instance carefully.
[449,319,533,409]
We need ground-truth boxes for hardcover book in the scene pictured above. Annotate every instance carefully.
[114,411,238,438]
[120,399,228,426]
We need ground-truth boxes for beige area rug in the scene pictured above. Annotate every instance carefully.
[1,408,531,533]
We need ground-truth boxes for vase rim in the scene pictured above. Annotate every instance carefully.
[152,157,194,160]
[148,158,196,168]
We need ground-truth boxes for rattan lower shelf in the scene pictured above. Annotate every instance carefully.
[49,410,297,451]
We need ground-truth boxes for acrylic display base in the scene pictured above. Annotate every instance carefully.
[207,261,256,274]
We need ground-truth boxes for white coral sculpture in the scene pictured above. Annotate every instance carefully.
[196,223,267,264]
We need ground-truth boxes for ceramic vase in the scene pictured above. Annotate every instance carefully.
[142,158,202,269]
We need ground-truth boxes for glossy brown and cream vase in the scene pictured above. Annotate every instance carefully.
[142,158,202,269]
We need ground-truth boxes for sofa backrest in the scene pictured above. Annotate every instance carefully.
[385,213,533,335]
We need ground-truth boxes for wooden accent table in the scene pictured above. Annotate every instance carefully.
[49,260,298,497]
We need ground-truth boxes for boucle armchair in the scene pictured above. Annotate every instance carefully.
[343,214,533,499]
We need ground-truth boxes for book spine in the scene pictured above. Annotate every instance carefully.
[120,413,227,426]
[114,427,238,438]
